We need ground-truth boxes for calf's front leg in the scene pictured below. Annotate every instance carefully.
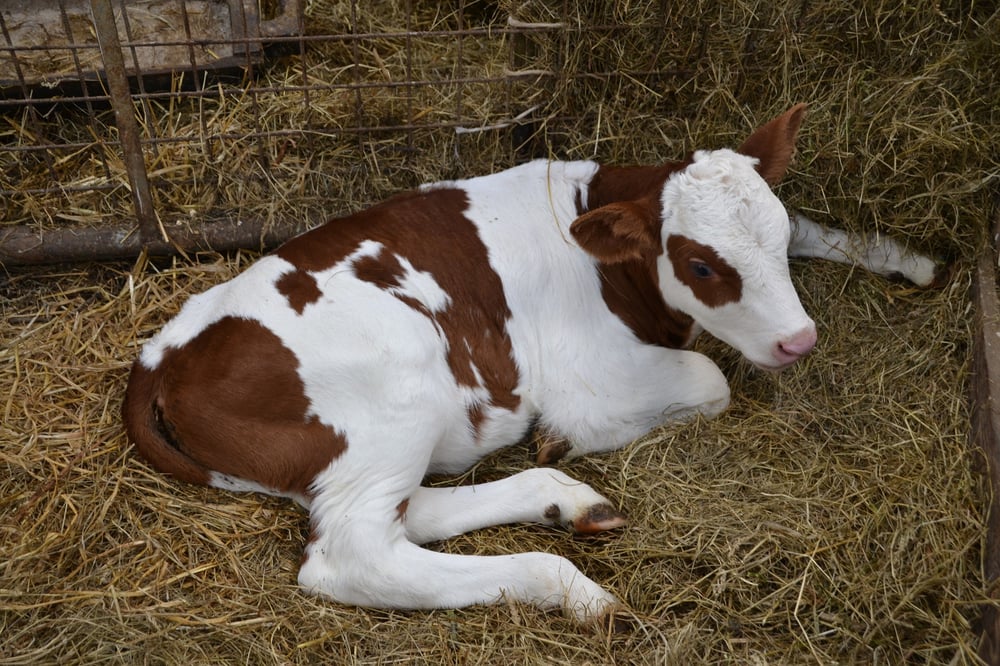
[403,468,628,544]
[536,347,730,463]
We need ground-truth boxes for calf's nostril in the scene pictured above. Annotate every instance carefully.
[777,327,817,359]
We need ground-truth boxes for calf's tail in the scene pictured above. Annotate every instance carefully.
[122,360,212,486]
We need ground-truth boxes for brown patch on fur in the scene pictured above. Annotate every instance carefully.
[466,402,486,437]
[145,317,347,496]
[277,188,521,429]
[597,258,698,348]
[124,360,212,486]
[396,498,410,522]
[666,235,743,308]
[543,504,561,521]
[352,248,437,317]
[574,162,699,348]
[352,250,405,289]
[276,269,322,314]
[301,521,320,567]
[585,163,685,212]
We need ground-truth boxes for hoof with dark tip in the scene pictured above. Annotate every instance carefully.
[571,503,628,534]
[929,261,955,289]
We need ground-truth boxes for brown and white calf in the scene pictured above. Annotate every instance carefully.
[124,104,938,623]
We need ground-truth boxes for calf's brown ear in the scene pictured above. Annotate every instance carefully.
[737,103,807,186]
[570,201,659,264]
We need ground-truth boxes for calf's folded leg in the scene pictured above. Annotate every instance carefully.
[299,500,620,623]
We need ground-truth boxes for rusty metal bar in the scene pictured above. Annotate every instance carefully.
[1,24,564,51]
[116,0,162,164]
[89,0,160,244]
[0,218,295,266]
[349,0,365,144]
[2,66,691,110]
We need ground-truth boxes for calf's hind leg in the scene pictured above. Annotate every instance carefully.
[299,483,620,622]
[788,213,942,286]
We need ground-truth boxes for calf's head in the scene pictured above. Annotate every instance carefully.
[572,104,817,370]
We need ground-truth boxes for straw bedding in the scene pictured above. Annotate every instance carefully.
[2,0,997,663]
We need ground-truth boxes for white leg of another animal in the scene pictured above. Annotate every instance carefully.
[299,504,619,623]
[788,213,938,286]
[403,468,627,544]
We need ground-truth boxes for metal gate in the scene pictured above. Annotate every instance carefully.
[0,0,698,265]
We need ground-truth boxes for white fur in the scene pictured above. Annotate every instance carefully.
[657,150,816,369]
[789,212,939,286]
[140,153,936,622]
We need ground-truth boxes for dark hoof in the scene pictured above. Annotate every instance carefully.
[929,260,955,289]
[571,503,628,534]
[533,435,572,465]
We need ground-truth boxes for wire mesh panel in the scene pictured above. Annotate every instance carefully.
[0,0,306,259]
[2,1,989,264]
[0,0,703,264]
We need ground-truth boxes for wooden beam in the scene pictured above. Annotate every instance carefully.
[971,212,1000,664]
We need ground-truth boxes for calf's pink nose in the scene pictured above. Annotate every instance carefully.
[774,326,817,365]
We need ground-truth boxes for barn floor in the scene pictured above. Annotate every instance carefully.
[2,1,996,662]
[1,245,983,663]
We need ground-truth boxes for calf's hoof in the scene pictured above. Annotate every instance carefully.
[531,434,573,465]
[569,503,628,535]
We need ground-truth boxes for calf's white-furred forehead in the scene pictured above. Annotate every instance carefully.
[662,149,791,257]
[655,148,814,370]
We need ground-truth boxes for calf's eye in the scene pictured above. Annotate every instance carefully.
[689,259,715,279]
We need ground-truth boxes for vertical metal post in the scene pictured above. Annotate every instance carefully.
[89,0,161,244]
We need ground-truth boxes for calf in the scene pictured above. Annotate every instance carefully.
[124,104,938,624]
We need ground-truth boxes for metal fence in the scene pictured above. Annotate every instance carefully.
[0,0,693,265]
